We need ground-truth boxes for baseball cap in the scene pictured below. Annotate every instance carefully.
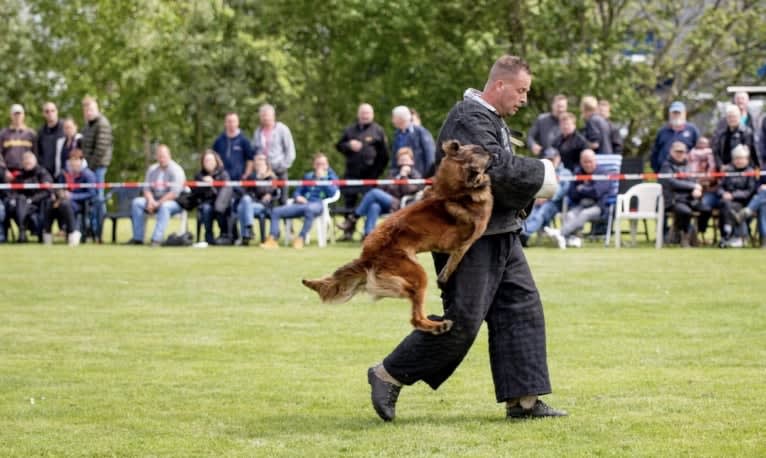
[669,101,686,113]
[10,104,24,114]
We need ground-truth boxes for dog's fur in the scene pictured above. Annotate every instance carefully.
[302,140,493,334]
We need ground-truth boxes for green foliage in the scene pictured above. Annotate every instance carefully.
[1,0,764,176]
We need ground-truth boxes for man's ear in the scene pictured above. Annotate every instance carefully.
[442,140,461,158]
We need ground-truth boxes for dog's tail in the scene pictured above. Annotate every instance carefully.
[302,259,368,303]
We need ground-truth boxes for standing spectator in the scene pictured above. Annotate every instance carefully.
[58,149,96,243]
[659,142,709,247]
[650,101,699,172]
[126,145,186,246]
[80,96,113,243]
[178,150,232,245]
[335,103,389,240]
[390,105,435,177]
[213,112,255,181]
[551,111,589,172]
[57,118,82,176]
[7,151,52,243]
[520,147,572,246]
[715,92,755,136]
[1,104,37,179]
[37,102,65,177]
[409,107,422,127]
[598,99,624,154]
[545,150,611,249]
[527,94,567,156]
[238,154,278,245]
[712,104,757,168]
[261,153,339,250]
[251,104,295,205]
[580,96,612,155]
[338,147,425,239]
[718,145,757,247]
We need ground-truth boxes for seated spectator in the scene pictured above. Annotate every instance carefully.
[238,154,277,245]
[51,149,97,245]
[127,144,187,246]
[178,150,232,245]
[659,142,710,247]
[544,150,610,249]
[520,147,572,246]
[7,151,53,243]
[689,137,719,240]
[261,153,338,249]
[337,147,425,239]
[735,174,766,249]
[551,111,588,175]
[718,145,757,248]
[713,104,757,168]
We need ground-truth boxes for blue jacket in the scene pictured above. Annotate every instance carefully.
[59,167,97,203]
[650,123,699,172]
[212,131,255,180]
[391,125,436,177]
[569,165,612,215]
[293,168,339,202]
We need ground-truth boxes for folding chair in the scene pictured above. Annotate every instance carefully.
[614,182,664,248]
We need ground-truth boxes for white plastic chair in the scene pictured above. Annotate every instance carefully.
[284,189,341,247]
[614,182,664,248]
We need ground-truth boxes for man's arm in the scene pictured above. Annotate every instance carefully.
[282,124,296,170]
[584,119,601,151]
[526,116,542,154]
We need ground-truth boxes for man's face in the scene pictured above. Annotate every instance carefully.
[358,105,374,124]
[560,118,575,136]
[43,103,58,124]
[157,147,171,168]
[670,145,687,163]
[496,71,531,117]
[598,103,610,118]
[734,93,748,113]
[11,111,24,126]
[552,99,567,117]
[580,153,597,174]
[22,153,37,171]
[669,110,685,127]
[733,155,749,169]
[225,114,239,134]
[259,109,275,127]
[392,114,408,130]
[726,110,740,128]
[83,103,97,121]
[314,157,329,176]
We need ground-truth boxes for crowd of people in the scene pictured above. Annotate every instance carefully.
[1,91,764,248]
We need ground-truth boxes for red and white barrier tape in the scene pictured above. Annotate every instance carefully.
[0,171,763,190]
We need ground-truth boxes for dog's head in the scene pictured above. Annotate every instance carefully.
[440,140,491,190]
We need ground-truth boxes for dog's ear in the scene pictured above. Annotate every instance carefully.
[442,140,461,158]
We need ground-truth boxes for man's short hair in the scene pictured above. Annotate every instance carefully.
[82,96,96,106]
[670,141,688,153]
[488,55,531,82]
[580,96,598,113]
[392,106,412,122]
[259,104,275,115]
[725,104,741,117]
[598,99,610,108]
[559,112,576,123]
[731,144,750,159]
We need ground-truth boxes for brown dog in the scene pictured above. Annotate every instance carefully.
[302,140,493,334]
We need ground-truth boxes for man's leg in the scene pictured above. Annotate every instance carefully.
[151,200,182,243]
[93,167,107,242]
[298,201,323,239]
[131,197,147,242]
[238,194,254,240]
[0,199,5,242]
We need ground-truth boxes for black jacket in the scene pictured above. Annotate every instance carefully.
[713,125,757,168]
[583,114,613,155]
[243,170,278,203]
[659,158,697,208]
[335,122,389,179]
[552,131,589,172]
[37,121,65,176]
[11,165,53,204]
[719,164,756,205]
[435,94,544,234]
[178,167,232,214]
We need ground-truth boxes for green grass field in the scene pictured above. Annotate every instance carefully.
[1,241,765,457]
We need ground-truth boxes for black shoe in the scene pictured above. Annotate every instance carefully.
[214,236,234,246]
[506,400,568,419]
[338,232,355,242]
[124,239,143,245]
[367,367,401,422]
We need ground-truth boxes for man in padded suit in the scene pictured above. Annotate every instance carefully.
[367,55,567,421]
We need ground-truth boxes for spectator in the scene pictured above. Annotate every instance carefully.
[37,102,65,177]
[735,171,766,249]
[715,91,755,135]
[650,101,699,172]
[390,105,435,177]
[57,149,96,244]
[213,112,255,181]
[126,144,186,246]
[80,96,113,243]
[712,104,757,168]
[251,104,295,205]
[58,118,82,175]
[544,149,610,249]
[551,111,589,172]
[335,103,389,240]
[261,153,339,250]
[520,147,572,246]
[659,142,709,247]
[238,154,277,245]
[409,107,422,127]
[337,147,424,239]
[527,94,567,156]
[688,136,718,241]
[1,104,37,180]
[7,151,52,243]
[760,111,766,162]
[580,96,613,155]
[598,99,623,154]
[178,150,232,245]
[718,145,757,248]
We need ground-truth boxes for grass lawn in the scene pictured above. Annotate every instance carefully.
[1,240,764,457]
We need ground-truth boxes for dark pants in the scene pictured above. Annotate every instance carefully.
[9,197,49,240]
[383,232,552,403]
[47,199,76,234]
[275,170,289,205]
[669,199,710,233]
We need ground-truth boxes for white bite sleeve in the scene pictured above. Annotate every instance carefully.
[534,159,559,199]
